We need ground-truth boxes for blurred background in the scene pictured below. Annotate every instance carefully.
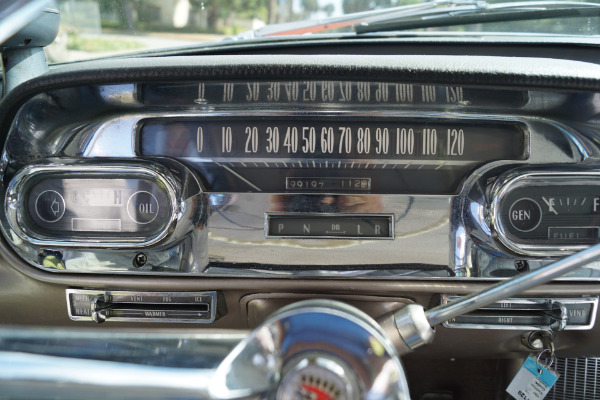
[46,0,600,63]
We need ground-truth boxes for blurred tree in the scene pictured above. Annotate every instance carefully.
[188,0,271,31]
[343,0,398,14]
[322,3,335,16]
[342,0,362,13]
[98,0,139,30]
[301,0,320,18]
[267,0,279,24]
[188,0,228,30]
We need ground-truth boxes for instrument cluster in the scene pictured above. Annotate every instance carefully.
[0,76,598,280]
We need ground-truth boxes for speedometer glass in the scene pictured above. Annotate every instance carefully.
[140,117,526,194]
[137,81,528,194]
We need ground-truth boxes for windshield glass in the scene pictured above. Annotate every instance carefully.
[45,0,600,63]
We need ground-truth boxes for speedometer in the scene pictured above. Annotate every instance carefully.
[140,116,526,194]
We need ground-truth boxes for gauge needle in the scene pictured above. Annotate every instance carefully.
[215,162,262,192]
[542,196,558,215]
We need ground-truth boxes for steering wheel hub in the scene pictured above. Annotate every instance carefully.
[277,355,359,400]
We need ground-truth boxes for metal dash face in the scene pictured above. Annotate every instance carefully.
[265,213,394,240]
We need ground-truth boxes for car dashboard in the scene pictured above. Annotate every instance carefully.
[2,50,600,399]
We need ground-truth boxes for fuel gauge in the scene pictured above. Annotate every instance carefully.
[493,171,600,255]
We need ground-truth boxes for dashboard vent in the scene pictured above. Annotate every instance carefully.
[549,358,599,400]
[66,289,217,323]
[441,296,598,330]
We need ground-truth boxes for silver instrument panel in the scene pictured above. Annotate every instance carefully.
[0,80,599,280]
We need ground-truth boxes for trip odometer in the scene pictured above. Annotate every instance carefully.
[140,117,526,193]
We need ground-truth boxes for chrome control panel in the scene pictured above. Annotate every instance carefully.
[0,79,598,280]
[441,296,598,330]
[67,289,217,323]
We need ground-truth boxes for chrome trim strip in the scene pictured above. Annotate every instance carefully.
[440,295,599,330]
[0,351,215,398]
[82,109,532,163]
[264,212,395,240]
[66,289,217,323]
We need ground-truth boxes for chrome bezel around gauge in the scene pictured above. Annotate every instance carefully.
[4,160,179,249]
[490,170,600,257]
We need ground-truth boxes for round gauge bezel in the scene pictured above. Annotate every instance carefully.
[4,161,179,249]
[491,170,600,257]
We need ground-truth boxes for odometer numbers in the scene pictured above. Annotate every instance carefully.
[287,178,324,190]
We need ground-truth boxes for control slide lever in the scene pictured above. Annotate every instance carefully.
[2,244,599,399]
[383,242,600,355]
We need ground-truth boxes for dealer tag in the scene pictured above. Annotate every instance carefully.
[506,355,559,400]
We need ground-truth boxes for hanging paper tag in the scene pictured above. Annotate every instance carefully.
[506,355,559,400]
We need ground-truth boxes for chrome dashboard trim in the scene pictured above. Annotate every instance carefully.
[491,171,600,257]
[66,289,217,323]
[440,295,599,331]
[209,193,450,270]
[81,109,534,164]
[1,81,595,278]
[4,161,179,249]
[264,212,395,240]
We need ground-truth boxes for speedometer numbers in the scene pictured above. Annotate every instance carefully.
[141,118,526,194]
[144,119,521,162]
[138,81,528,194]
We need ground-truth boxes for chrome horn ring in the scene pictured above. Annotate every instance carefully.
[210,300,410,400]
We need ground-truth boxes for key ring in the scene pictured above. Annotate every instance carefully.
[536,348,557,374]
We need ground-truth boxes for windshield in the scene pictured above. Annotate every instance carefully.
[45,0,600,63]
